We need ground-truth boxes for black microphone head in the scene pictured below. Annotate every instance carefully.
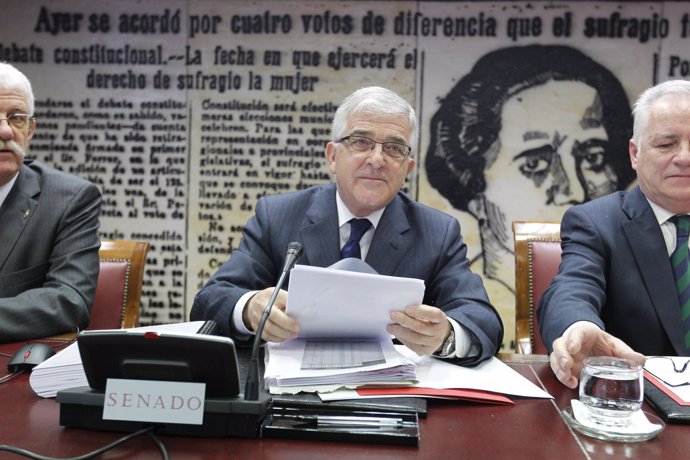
[287,241,304,258]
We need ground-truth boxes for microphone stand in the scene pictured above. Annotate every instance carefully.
[244,242,304,401]
[58,242,304,439]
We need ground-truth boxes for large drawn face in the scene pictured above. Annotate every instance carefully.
[631,92,690,215]
[482,80,618,227]
[0,88,33,186]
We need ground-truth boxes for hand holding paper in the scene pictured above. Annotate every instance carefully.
[286,264,425,339]
[245,287,299,343]
[388,304,451,356]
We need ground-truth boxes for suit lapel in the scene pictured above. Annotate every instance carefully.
[297,187,413,273]
[622,187,686,354]
[366,196,412,275]
[300,184,341,268]
[0,165,39,271]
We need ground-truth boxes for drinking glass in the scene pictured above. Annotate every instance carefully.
[579,356,643,428]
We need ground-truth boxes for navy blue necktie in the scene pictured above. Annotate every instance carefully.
[340,219,372,259]
[671,215,690,350]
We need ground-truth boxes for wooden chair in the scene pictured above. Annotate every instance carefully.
[87,240,150,330]
[512,221,562,354]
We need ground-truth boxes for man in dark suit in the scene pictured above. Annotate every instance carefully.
[538,79,690,388]
[0,63,101,342]
[192,86,503,365]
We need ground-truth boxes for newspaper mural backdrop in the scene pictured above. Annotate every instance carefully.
[4,0,687,349]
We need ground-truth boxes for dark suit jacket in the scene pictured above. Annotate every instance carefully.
[538,186,687,356]
[0,160,101,342]
[191,183,503,365]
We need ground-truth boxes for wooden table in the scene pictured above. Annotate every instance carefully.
[0,342,687,459]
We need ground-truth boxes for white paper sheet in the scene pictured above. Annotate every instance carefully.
[319,346,553,400]
[645,356,690,403]
[286,265,425,339]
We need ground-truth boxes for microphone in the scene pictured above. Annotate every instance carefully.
[244,241,304,401]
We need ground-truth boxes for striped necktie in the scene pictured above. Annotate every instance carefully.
[671,215,690,350]
[340,218,372,259]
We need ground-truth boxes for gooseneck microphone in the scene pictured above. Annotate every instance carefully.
[244,241,304,401]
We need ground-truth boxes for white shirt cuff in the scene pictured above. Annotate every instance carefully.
[232,290,258,339]
[443,318,478,359]
[563,320,602,336]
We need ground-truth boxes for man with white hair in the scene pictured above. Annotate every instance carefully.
[193,86,503,366]
[539,79,690,388]
[0,62,101,342]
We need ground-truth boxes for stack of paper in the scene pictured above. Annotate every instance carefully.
[265,339,417,393]
[320,347,553,404]
[265,263,424,394]
[29,342,86,398]
[29,322,207,398]
[264,264,554,404]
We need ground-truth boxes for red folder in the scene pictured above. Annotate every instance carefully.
[356,387,514,405]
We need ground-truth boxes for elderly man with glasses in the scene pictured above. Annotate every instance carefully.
[192,86,503,366]
[0,62,101,342]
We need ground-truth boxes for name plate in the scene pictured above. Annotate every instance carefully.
[103,379,206,425]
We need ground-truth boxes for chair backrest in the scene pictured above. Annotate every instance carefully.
[88,240,150,330]
[512,221,562,354]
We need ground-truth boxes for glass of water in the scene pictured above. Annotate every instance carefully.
[579,356,643,428]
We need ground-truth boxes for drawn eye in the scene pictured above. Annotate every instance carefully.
[516,146,553,178]
[574,140,608,172]
[520,157,550,176]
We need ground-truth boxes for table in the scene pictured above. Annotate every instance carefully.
[0,342,688,459]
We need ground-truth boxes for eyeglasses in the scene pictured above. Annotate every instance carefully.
[336,135,412,160]
[0,114,34,131]
[646,356,690,388]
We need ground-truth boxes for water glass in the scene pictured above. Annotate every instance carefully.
[579,356,643,427]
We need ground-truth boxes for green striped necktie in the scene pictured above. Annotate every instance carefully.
[671,215,690,350]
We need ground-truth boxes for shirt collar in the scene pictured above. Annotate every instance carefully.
[645,197,684,226]
[0,172,19,210]
[335,190,385,228]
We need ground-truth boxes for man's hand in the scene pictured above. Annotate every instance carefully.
[242,288,299,342]
[387,304,451,356]
[550,322,645,389]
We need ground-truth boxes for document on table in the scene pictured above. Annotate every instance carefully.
[29,321,207,398]
[286,264,425,339]
[645,356,690,404]
[320,346,553,401]
[265,339,417,393]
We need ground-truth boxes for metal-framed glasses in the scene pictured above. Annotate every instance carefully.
[336,135,412,160]
[0,114,34,131]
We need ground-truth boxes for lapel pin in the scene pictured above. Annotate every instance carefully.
[22,209,30,219]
